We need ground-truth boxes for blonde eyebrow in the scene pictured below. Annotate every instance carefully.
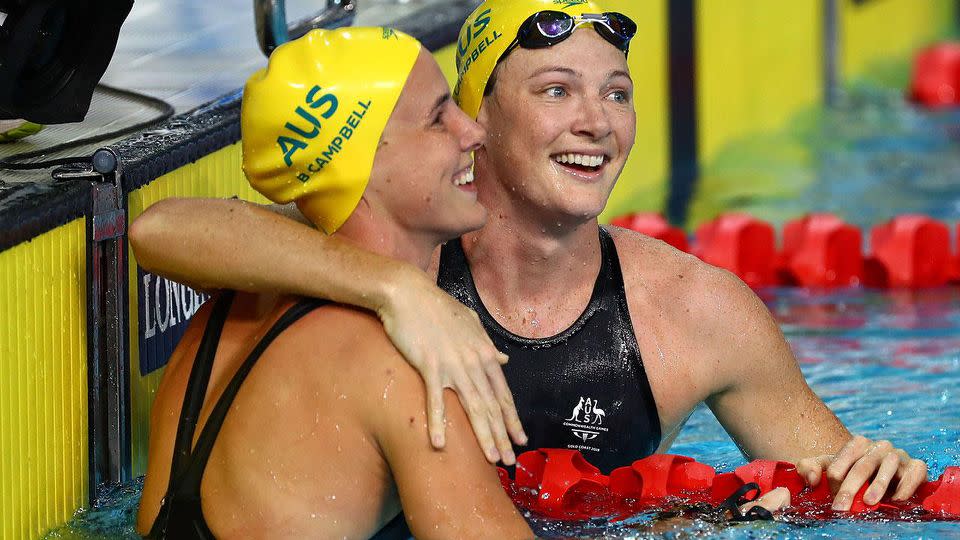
[606,70,632,83]
[528,65,580,79]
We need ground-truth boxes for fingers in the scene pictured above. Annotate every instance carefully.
[796,455,833,486]
[740,487,791,515]
[832,438,892,510]
[801,438,929,510]
[468,360,516,466]
[452,370,501,464]
[892,457,928,501]
[484,359,527,447]
[863,451,900,505]
[424,371,446,449]
[825,435,871,501]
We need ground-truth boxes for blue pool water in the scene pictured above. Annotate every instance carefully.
[42,286,960,539]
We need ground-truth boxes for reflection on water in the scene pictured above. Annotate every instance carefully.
[689,83,960,230]
[808,86,960,230]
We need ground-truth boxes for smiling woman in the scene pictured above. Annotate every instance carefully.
[473,28,636,222]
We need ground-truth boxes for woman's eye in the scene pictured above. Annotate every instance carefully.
[545,86,567,98]
[432,111,444,126]
[608,90,629,103]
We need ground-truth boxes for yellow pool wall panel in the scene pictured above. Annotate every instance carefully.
[688,0,958,230]
[843,0,957,83]
[0,219,88,540]
[696,0,822,166]
[126,142,269,478]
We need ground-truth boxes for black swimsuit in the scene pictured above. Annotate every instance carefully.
[145,291,327,539]
[437,227,662,473]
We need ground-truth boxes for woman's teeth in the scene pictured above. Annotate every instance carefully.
[554,153,605,168]
[454,169,474,186]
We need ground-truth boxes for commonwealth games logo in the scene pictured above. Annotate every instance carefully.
[562,396,608,443]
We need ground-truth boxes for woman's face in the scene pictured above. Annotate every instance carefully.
[368,50,488,242]
[477,29,636,224]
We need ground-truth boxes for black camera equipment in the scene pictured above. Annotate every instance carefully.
[0,0,133,124]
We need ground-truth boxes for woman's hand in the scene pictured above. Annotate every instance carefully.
[377,267,527,465]
[796,435,928,510]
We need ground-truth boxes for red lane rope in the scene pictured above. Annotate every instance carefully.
[611,213,960,289]
[499,449,960,522]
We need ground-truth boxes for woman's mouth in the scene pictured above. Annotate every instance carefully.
[453,167,476,192]
[552,153,608,178]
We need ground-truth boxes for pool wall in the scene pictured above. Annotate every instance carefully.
[0,1,957,538]
[0,221,88,540]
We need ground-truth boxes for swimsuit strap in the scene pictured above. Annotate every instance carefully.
[167,290,236,484]
[148,295,327,539]
[179,297,328,491]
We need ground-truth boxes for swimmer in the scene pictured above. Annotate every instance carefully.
[132,0,928,514]
[135,28,532,539]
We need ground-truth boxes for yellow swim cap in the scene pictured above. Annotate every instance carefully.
[454,0,603,119]
[242,27,421,233]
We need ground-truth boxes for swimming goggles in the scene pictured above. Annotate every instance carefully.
[502,11,637,58]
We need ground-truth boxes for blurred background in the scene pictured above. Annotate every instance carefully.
[1,1,959,538]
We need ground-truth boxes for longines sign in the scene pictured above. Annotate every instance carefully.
[137,267,209,376]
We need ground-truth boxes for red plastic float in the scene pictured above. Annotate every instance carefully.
[610,212,689,252]
[909,42,960,108]
[864,215,951,288]
[951,223,960,284]
[693,214,776,288]
[499,449,960,522]
[609,212,960,290]
[777,214,863,287]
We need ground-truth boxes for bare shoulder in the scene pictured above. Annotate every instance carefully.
[279,301,426,410]
[282,302,409,373]
[607,225,780,363]
[606,225,737,307]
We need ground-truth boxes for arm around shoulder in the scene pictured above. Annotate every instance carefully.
[359,334,533,539]
[129,196,406,311]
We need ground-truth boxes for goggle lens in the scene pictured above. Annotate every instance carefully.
[598,13,637,49]
[535,13,573,39]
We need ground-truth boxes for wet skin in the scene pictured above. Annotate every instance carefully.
[456,28,924,508]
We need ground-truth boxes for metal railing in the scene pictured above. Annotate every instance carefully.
[254,0,357,56]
